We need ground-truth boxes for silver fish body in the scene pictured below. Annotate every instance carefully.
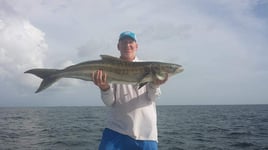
[25,55,184,93]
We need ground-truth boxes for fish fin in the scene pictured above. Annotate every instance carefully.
[155,73,167,81]
[100,54,129,62]
[138,82,148,89]
[100,55,121,61]
[136,72,151,89]
[24,69,60,93]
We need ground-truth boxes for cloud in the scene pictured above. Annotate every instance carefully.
[1,0,268,106]
[0,1,48,89]
[77,38,114,59]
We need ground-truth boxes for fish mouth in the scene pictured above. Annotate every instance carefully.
[176,67,184,73]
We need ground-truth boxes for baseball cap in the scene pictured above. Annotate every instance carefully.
[119,31,137,41]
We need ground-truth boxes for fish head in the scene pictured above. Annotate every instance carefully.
[151,63,184,80]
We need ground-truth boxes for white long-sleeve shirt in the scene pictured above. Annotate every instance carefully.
[101,76,161,142]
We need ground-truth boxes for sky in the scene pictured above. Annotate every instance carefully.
[0,0,268,107]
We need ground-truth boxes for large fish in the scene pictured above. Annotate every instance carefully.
[25,55,184,93]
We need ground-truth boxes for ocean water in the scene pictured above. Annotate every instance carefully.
[0,105,268,150]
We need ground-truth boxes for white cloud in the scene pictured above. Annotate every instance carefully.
[0,1,48,88]
[0,0,267,106]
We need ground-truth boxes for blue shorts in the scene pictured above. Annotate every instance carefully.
[99,128,158,150]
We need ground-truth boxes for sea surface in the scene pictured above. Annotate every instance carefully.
[0,105,268,150]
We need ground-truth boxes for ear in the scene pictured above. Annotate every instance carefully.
[117,43,120,51]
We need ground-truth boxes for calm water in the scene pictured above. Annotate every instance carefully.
[0,105,268,150]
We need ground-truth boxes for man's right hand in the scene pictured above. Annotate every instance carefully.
[91,70,110,91]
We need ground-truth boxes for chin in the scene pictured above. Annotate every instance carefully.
[122,53,132,57]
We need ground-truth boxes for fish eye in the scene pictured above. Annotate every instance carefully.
[169,65,177,72]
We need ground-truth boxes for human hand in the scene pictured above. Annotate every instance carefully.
[91,70,110,91]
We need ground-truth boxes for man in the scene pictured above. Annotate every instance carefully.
[92,31,168,150]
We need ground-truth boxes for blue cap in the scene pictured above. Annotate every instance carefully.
[119,31,137,41]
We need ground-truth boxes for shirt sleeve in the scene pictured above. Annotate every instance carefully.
[100,84,115,106]
[147,83,161,101]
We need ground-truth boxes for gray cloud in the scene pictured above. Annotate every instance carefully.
[0,1,48,89]
[77,38,113,59]
[1,0,268,106]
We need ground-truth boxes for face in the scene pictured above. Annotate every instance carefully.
[117,37,138,62]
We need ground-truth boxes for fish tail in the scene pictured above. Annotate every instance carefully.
[24,69,60,93]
